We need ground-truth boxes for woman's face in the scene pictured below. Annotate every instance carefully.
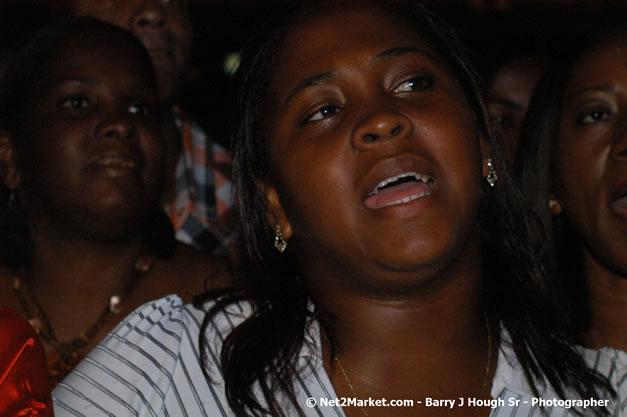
[13,30,164,239]
[75,0,192,103]
[555,33,627,277]
[264,8,484,291]
[488,56,546,165]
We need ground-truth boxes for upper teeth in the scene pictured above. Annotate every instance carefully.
[370,172,433,195]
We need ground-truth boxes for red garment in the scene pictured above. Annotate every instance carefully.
[0,307,53,417]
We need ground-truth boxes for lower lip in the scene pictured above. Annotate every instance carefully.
[100,166,138,178]
[610,195,627,219]
[363,185,435,217]
[86,161,138,177]
[366,192,434,215]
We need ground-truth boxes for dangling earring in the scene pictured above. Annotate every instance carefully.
[548,199,558,210]
[274,223,287,253]
[549,198,562,215]
[485,158,498,187]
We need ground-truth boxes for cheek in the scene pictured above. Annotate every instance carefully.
[554,135,601,202]
[171,16,192,44]
[17,138,81,210]
[553,144,607,242]
[167,16,192,61]
[554,148,584,211]
[19,123,79,173]
[424,109,483,181]
[274,148,355,242]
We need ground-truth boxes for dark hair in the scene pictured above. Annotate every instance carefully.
[516,22,627,341]
[0,17,175,263]
[196,1,614,415]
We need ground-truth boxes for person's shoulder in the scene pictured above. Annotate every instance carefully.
[583,346,626,399]
[113,293,200,336]
[59,294,199,374]
[491,340,626,416]
[53,295,205,416]
[53,295,255,416]
[582,345,626,372]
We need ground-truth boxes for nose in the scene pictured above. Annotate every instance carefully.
[96,115,138,143]
[132,1,167,31]
[351,108,412,150]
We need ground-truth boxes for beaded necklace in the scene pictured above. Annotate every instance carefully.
[12,255,152,386]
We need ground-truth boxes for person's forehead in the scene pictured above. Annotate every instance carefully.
[46,31,150,74]
[273,10,445,90]
[570,33,627,83]
[280,9,435,68]
[581,33,627,64]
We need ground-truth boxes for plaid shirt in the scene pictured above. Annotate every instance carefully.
[163,108,233,252]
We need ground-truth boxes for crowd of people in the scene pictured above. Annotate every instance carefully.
[0,0,624,416]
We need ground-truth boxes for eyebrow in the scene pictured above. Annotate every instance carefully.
[570,85,615,96]
[284,72,337,105]
[564,85,617,104]
[284,46,433,105]
[373,46,433,61]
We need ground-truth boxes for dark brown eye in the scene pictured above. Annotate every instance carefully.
[577,108,610,125]
[304,104,341,123]
[394,75,434,93]
[60,96,90,109]
[128,103,152,115]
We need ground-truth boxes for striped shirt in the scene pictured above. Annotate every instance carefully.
[52,295,626,417]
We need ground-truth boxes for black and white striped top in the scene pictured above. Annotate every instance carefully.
[52,295,626,417]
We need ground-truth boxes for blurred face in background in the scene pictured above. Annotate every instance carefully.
[10,29,164,240]
[74,0,192,104]
[488,56,546,165]
[554,32,627,278]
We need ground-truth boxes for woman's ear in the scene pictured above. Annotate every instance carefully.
[260,182,293,240]
[0,130,20,188]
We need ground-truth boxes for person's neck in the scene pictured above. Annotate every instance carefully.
[309,242,493,401]
[23,228,145,341]
[584,254,627,351]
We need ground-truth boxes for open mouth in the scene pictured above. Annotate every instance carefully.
[365,172,434,209]
[96,155,137,169]
[610,185,627,215]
